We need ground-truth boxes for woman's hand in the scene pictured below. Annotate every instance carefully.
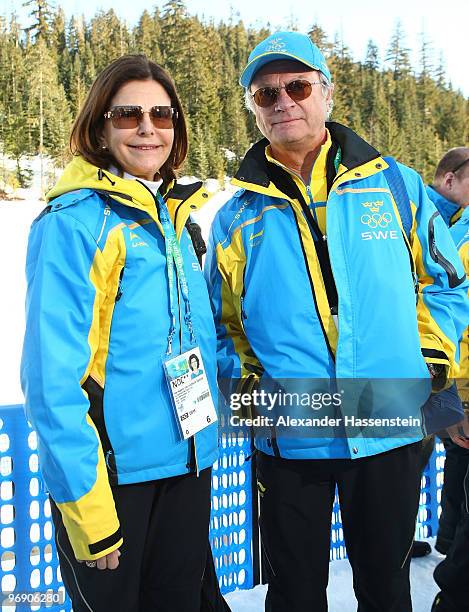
[79,549,121,570]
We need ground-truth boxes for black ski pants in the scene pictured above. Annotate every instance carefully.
[256,441,423,612]
[433,458,469,611]
[436,439,469,553]
[51,468,213,612]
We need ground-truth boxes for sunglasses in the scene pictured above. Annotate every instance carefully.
[251,79,322,108]
[452,158,469,174]
[104,105,178,129]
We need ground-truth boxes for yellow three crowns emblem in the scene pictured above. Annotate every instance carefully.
[361,200,384,213]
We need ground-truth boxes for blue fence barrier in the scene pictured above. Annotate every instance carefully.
[1,404,444,610]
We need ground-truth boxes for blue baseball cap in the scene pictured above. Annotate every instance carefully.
[240,31,331,87]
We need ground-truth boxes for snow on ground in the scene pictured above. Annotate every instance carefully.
[0,198,45,404]
[225,540,442,611]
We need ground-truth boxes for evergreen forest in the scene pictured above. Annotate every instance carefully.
[1,0,468,189]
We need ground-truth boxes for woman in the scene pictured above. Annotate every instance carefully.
[21,55,220,611]
[189,353,204,379]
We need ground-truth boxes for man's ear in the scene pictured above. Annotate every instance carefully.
[444,171,454,191]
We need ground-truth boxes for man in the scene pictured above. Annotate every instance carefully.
[426,147,469,226]
[205,32,469,611]
[414,150,469,561]
[427,149,469,611]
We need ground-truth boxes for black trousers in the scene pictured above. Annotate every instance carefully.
[51,468,213,612]
[257,442,423,612]
[436,439,469,552]
[433,459,469,610]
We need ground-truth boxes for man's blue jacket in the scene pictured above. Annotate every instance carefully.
[205,123,469,459]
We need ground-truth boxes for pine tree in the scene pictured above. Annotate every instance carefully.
[133,9,162,62]
[308,24,333,57]
[385,21,412,80]
[364,40,380,71]
[23,0,54,42]
[88,9,130,74]
[1,14,32,186]
[24,37,71,183]
[328,35,357,126]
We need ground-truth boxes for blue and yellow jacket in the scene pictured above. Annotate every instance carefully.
[205,123,469,459]
[21,156,218,561]
[428,186,469,397]
[426,185,462,227]
[450,208,469,395]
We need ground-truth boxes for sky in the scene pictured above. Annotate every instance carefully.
[3,0,468,96]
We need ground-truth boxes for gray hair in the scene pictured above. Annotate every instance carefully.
[244,72,334,119]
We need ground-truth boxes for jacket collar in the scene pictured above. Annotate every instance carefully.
[233,122,381,198]
[426,185,462,227]
[46,156,211,234]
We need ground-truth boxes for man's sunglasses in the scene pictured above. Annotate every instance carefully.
[452,158,469,174]
[250,79,322,108]
[104,105,178,129]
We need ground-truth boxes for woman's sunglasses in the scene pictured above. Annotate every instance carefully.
[104,105,178,129]
[250,79,322,108]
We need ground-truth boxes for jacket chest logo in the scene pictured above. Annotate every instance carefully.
[249,229,264,246]
[360,200,398,241]
[129,230,148,248]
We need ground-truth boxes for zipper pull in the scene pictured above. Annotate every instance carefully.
[240,296,247,320]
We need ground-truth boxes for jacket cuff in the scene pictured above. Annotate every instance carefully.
[59,506,122,561]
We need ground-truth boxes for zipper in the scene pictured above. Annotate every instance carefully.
[305,184,318,223]
[291,212,335,361]
[194,435,199,477]
[240,295,248,333]
[428,212,466,288]
[399,220,419,304]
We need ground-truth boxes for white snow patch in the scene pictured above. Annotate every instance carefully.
[225,539,442,611]
[0,198,46,404]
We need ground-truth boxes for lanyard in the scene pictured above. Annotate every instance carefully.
[333,146,342,174]
[156,192,196,354]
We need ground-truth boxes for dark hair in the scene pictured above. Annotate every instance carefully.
[434,147,469,181]
[70,54,188,184]
[189,354,200,370]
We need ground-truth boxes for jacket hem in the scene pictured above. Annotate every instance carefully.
[256,436,424,460]
[114,449,219,485]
